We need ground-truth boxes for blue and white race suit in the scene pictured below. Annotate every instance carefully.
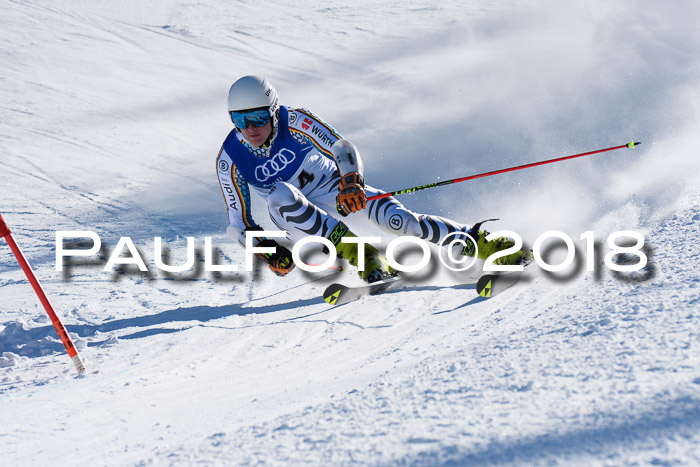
[216,106,467,248]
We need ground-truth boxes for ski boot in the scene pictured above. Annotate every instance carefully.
[335,231,394,283]
[461,220,533,266]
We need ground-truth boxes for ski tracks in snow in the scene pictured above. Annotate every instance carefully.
[147,195,700,466]
[2,1,700,464]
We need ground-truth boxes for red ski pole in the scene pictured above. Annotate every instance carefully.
[367,141,641,201]
[0,214,86,374]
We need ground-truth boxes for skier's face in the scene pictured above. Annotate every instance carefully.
[241,121,272,147]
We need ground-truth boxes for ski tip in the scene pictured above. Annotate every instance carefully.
[627,141,642,148]
[478,279,493,298]
[323,284,343,305]
[476,275,493,298]
[476,272,524,299]
[324,293,339,305]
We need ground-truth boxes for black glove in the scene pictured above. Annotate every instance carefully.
[256,239,295,276]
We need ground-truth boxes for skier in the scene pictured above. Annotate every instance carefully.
[216,75,527,282]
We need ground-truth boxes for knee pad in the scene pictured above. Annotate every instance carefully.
[377,202,424,237]
[375,200,465,243]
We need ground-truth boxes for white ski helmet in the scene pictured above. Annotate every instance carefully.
[227,75,279,127]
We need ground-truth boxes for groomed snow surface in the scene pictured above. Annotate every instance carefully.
[1,1,699,465]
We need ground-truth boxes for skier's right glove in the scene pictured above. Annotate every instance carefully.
[336,172,366,216]
[256,239,295,276]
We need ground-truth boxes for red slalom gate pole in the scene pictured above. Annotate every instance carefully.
[367,141,641,201]
[0,214,86,374]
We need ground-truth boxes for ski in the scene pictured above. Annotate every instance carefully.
[323,268,529,305]
[475,272,523,298]
[323,275,404,305]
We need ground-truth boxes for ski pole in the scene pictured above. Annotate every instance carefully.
[367,141,641,201]
[0,214,86,374]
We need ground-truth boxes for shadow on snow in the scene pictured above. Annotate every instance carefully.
[0,296,320,358]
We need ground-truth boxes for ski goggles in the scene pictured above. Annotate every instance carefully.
[230,109,271,129]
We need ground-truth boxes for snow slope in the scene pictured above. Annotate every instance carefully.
[1,1,699,465]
